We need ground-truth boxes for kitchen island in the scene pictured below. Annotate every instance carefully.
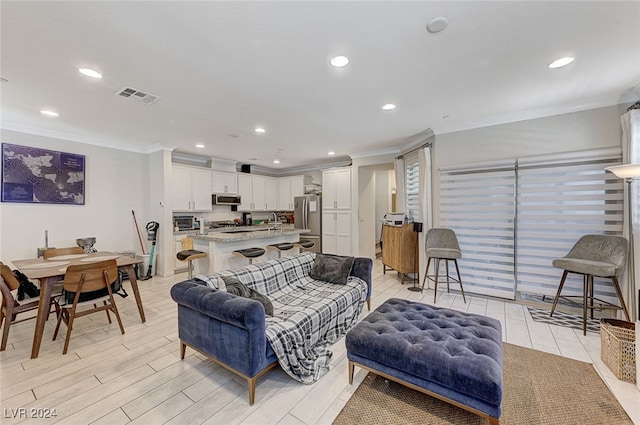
[190,225,310,274]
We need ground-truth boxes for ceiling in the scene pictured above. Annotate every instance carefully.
[1,1,639,171]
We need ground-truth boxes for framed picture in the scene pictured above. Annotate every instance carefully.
[1,143,85,205]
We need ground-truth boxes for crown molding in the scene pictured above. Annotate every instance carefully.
[0,121,177,153]
[433,91,638,136]
[350,146,400,159]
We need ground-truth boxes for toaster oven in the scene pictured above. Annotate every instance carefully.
[174,215,196,231]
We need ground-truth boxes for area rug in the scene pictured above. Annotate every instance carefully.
[333,343,632,425]
[528,306,601,333]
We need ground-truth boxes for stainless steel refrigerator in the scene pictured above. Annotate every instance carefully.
[294,195,322,253]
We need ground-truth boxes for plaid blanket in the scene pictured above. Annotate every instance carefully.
[199,253,368,383]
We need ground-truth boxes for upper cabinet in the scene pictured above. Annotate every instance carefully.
[237,174,277,211]
[277,175,308,210]
[237,173,252,211]
[212,171,237,194]
[323,168,351,209]
[172,165,213,211]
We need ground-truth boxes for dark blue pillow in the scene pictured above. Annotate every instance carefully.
[309,253,355,285]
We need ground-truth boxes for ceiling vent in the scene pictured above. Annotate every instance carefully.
[114,86,161,105]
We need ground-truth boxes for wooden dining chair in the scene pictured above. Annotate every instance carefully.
[52,259,125,354]
[43,246,84,259]
[0,263,60,351]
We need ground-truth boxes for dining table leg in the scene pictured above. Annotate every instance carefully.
[30,276,57,359]
[123,265,146,323]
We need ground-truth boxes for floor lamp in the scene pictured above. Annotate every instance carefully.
[605,164,640,321]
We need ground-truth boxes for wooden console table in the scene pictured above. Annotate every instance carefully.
[381,224,418,284]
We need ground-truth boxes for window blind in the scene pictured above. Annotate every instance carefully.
[439,165,517,299]
[405,152,420,222]
[516,157,624,303]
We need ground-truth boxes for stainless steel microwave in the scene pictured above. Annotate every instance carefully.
[174,215,197,230]
[212,194,241,205]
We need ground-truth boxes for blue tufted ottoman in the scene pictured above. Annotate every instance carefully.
[346,298,503,424]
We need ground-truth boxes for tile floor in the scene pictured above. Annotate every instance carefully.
[1,259,638,424]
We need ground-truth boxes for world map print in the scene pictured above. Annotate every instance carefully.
[1,143,85,205]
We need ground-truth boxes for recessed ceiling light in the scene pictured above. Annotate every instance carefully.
[255,127,266,134]
[548,57,575,69]
[195,144,205,148]
[426,16,449,33]
[328,151,336,156]
[330,56,349,68]
[78,68,102,79]
[273,159,280,164]
[382,103,396,111]
[40,110,59,117]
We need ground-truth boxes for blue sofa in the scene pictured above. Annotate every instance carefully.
[170,253,372,404]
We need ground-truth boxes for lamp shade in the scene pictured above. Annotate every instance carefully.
[605,164,640,179]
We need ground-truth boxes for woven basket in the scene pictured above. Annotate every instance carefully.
[600,319,636,384]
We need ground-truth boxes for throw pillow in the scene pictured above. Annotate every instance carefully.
[309,253,355,285]
[222,276,274,316]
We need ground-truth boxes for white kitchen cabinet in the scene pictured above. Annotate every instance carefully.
[238,173,252,211]
[322,168,352,255]
[277,175,308,210]
[172,165,213,212]
[237,174,277,211]
[322,210,352,255]
[264,177,278,210]
[323,168,351,209]
[212,171,237,194]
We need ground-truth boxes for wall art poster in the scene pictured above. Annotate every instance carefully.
[1,143,85,205]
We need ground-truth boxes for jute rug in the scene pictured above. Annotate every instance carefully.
[333,343,632,425]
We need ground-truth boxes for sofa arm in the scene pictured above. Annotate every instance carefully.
[170,279,273,378]
[170,279,266,331]
[351,257,373,300]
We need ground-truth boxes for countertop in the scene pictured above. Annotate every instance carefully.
[192,226,310,242]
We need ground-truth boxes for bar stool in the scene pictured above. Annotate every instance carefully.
[268,243,294,258]
[550,234,629,335]
[176,237,207,279]
[233,248,265,265]
[294,240,315,252]
[421,228,466,304]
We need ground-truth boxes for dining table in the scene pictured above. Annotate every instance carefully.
[11,251,146,359]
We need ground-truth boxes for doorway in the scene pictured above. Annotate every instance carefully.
[357,164,395,259]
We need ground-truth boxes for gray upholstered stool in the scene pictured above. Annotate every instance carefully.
[233,247,265,265]
[346,298,503,424]
[550,234,630,335]
[421,228,466,303]
[267,243,294,258]
[294,240,315,252]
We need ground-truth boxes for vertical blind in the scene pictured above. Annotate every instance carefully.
[405,151,420,222]
[438,149,623,301]
[516,157,624,303]
[439,162,517,299]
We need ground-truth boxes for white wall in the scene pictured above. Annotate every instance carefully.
[357,167,376,258]
[374,169,393,243]
[0,130,150,264]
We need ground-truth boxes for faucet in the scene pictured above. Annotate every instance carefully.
[269,212,278,224]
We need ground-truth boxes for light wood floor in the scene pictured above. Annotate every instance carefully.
[1,260,638,425]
